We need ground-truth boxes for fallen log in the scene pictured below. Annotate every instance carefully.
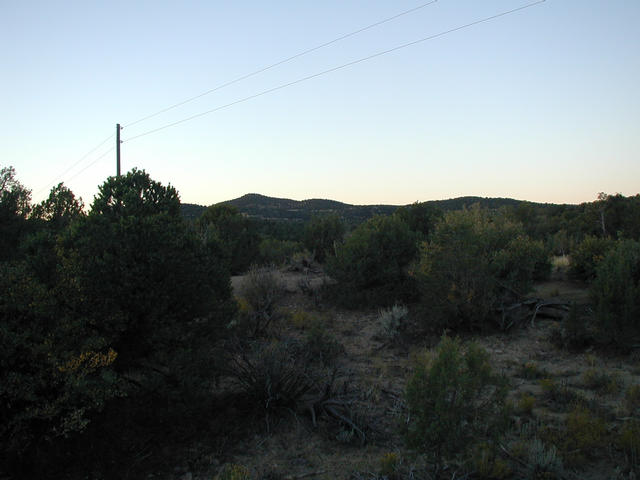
[497,298,570,330]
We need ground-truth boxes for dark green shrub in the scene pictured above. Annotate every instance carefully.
[21,183,85,287]
[394,201,442,239]
[326,215,418,306]
[417,207,548,331]
[405,336,509,472]
[516,393,536,416]
[470,443,512,479]
[1,170,236,477]
[619,418,640,470]
[216,464,252,480]
[582,368,622,395]
[539,378,587,411]
[591,239,640,348]
[31,182,84,227]
[542,405,608,468]
[198,203,260,274]
[569,235,615,282]
[59,170,235,373]
[550,302,591,351]
[517,361,547,380]
[626,385,640,416]
[303,213,345,263]
[0,165,32,261]
[258,237,302,265]
[304,322,344,367]
[0,262,121,468]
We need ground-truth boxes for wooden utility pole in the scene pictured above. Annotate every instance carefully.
[116,123,121,177]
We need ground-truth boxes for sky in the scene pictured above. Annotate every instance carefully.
[2,0,639,207]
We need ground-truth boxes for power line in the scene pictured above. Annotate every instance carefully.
[124,0,546,144]
[65,146,116,185]
[35,132,114,195]
[123,0,439,129]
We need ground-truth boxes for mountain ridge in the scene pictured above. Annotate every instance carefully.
[181,193,568,222]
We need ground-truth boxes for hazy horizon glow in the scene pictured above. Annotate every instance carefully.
[2,1,639,207]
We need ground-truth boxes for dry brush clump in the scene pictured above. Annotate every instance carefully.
[221,331,367,445]
[378,303,410,343]
[222,337,319,415]
[233,265,286,337]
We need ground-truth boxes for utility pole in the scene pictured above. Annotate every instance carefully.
[116,123,121,177]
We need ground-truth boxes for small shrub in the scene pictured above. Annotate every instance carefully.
[258,469,284,480]
[326,215,418,307]
[525,438,564,479]
[517,393,536,415]
[198,203,261,274]
[379,303,409,341]
[335,428,355,445]
[258,238,301,266]
[235,266,286,336]
[405,336,509,471]
[518,361,547,380]
[288,250,314,272]
[471,443,512,479]
[569,235,615,282]
[619,419,640,469]
[563,405,607,466]
[379,452,400,478]
[289,309,315,330]
[304,323,344,367]
[582,368,623,395]
[303,214,345,263]
[625,385,640,415]
[223,338,319,413]
[216,464,251,480]
[540,405,608,468]
[550,303,591,351]
[539,378,586,411]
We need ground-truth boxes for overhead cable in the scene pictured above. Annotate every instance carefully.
[124,0,546,143]
[123,0,439,128]
[65,146,116,184]
[36,132,114,195]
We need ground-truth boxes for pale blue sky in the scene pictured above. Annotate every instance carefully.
[2,1,639,206]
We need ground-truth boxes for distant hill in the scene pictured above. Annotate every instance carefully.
[181,193,559,224]
[181,203,208,220]
[430,196,525,211]
[223,193,398,223]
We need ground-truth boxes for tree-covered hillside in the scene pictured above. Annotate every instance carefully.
[183,193,563,225]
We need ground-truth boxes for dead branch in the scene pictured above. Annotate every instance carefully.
[324,405,366,446]
[497,297,570,330]
[531,301,571,327]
